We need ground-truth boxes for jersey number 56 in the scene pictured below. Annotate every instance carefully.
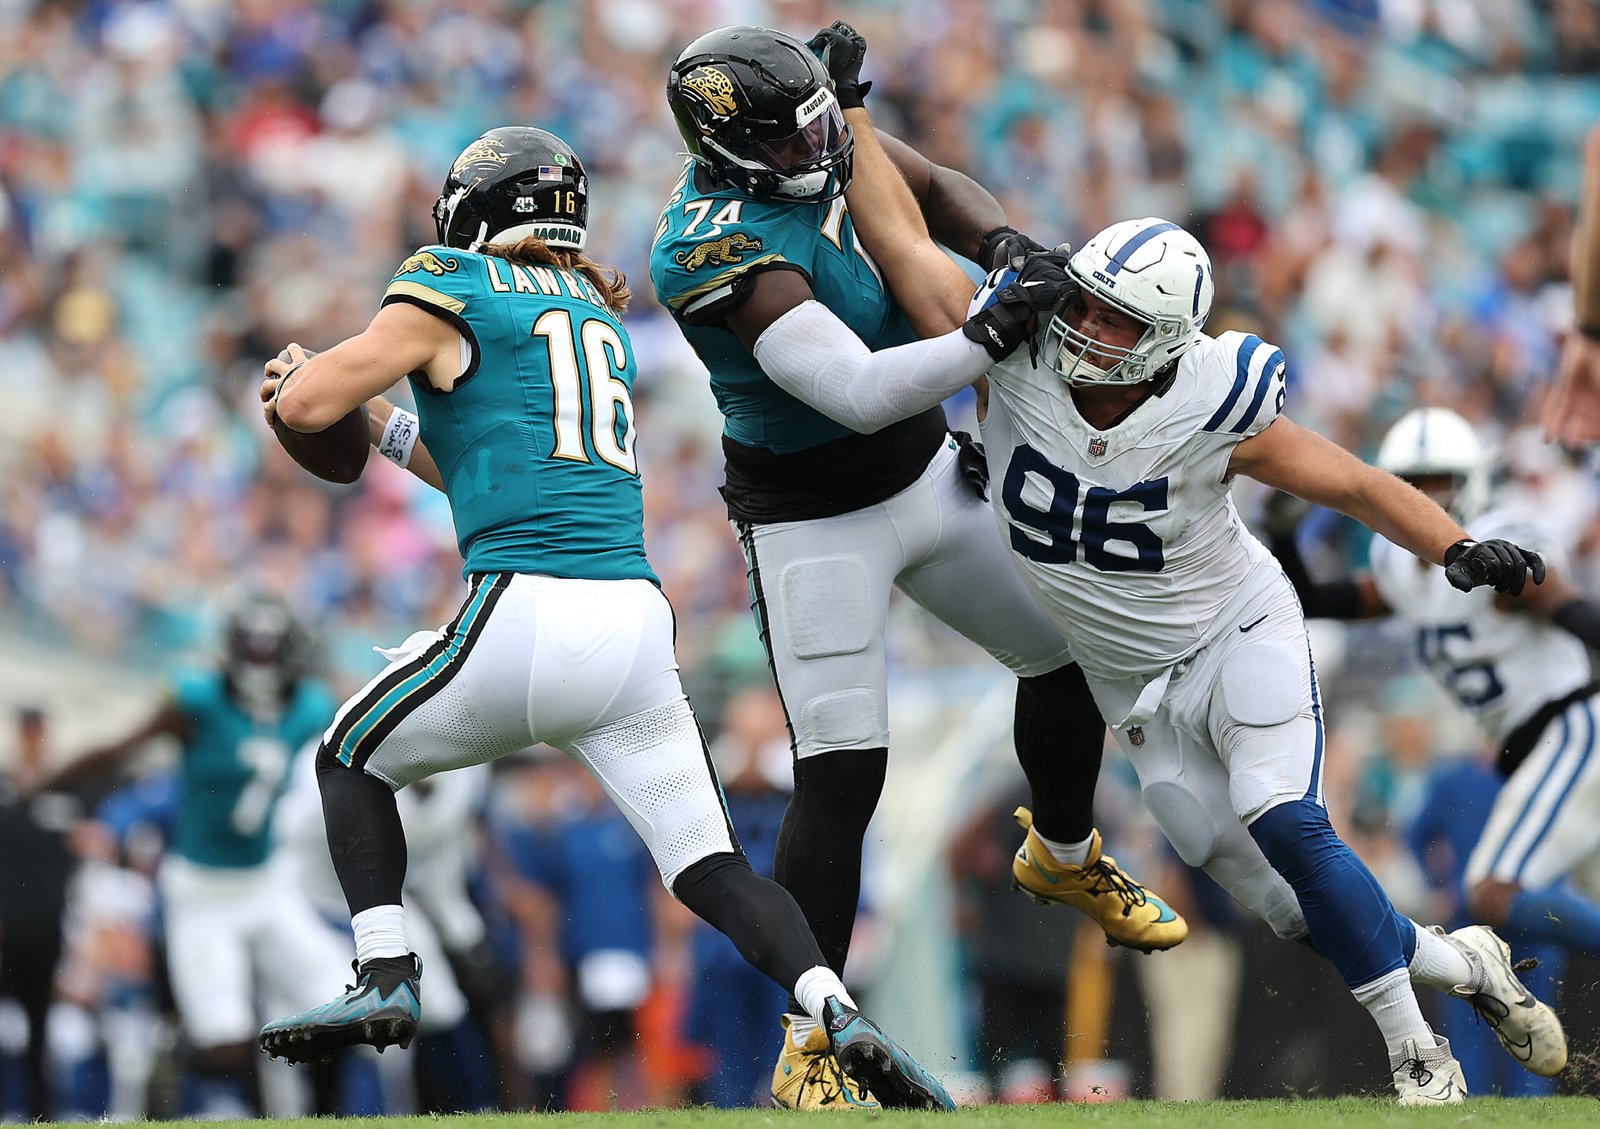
[1001,444,1167,572]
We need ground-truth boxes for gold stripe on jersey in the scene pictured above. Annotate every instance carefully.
[383,279,467,314]
[663,252,787,312]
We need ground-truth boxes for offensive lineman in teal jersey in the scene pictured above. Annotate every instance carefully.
[50,595,347,1115]
[254,127,953,1111]
[652,26,1185,1109]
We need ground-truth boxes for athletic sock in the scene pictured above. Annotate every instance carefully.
[788,1013,819,1043]
[352,904,409,965]
[1506,884,1600,956]
[1034,830,1094,868]
[1352,967,1436,1060]
[793,966,856,1029]
[1407,920,1477,991]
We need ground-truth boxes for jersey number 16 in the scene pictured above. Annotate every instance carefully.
[532,309,639,475]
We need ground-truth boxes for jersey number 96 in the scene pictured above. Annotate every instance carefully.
[1001,444,1168,572]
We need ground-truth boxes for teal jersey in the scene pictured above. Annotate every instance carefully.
[170,671,335,869]
[648,163,918,455]
[381,246,655,584]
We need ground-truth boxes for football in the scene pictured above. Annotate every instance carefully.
[270,349,370,484]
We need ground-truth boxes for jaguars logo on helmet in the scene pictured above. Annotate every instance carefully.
[434,126,589,252]
[681,66,740,117]
[667,26,853,202]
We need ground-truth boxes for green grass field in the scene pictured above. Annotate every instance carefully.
[126,1099,1598,1129]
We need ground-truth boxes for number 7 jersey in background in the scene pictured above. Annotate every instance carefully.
[980,331,1288,683]
[383,246,656,584]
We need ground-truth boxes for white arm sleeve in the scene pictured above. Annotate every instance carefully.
[752,299,992,434]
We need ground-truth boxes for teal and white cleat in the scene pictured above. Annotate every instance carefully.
[823,997,956,1111]
[259,954,421,1065]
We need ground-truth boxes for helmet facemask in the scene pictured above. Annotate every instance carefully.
[1041,287,1193,387]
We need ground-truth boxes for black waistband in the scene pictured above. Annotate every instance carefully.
[719,407,948,523]
[1498,680,1600,777]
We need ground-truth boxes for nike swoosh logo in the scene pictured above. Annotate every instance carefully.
[1240,614,1269,633]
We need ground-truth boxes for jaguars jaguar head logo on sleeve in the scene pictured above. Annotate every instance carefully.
[674,233,762,271]
[680,66,740,117]
[394,251,460,278]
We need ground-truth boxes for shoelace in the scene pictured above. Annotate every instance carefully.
[1405,1058,1435,1087]
[802,1045,871,1107]
[1085,859,1151,917]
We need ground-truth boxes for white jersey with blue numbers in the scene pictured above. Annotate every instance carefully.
[979,331,1288,682]
[1369,507,1590,742]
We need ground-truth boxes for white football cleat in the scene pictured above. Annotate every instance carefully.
[1443,924,1567,1076]
[1390,1036,1466,1106]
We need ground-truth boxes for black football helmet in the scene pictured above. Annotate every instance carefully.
[223,592,304,714]
[433,126,589,252]
[667,26,852,202]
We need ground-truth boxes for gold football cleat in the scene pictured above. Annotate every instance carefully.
[771,1014,880,1111]
[1012,807,1188,953]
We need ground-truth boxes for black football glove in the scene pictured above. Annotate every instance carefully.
[950,430,990,501]
[1443,538,1546,597]
[808,21,872,109]
[977,226,1048,273]
[962,249,1076,364]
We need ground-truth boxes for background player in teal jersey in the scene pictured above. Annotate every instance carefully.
[651,26,1185,1108]
[254,126,952,1110]
[48,593,347,1116]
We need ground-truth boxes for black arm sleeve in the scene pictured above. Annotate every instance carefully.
[1552,597,1600,650]
[1269,534,1366,620]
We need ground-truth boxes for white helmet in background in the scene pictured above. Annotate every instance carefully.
[1041,217,1214,387]
[1375,407,1491,522]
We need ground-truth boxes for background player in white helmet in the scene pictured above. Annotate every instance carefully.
[766,23,1559,1106]
[1268,407,1600,970]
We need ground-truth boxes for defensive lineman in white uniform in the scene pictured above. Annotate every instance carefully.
[738,34,1563,1101]
[1273,407,1600,970]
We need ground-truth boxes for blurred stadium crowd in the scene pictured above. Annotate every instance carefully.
[2,0,1600,1117]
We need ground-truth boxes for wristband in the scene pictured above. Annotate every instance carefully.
[378,408,420,468]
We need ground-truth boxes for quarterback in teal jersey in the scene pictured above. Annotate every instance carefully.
[652,25,1186,1108]
[53,595,349,1114]
[255,126,952,1111]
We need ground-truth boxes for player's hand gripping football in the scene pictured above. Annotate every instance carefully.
[962,247,1077,364]
[1444,538,1546,596]
[808,21,871,108]
[261,343,317,428]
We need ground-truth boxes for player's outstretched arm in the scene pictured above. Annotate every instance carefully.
[1232,416,1544,594]
[809,21,981,337]
[1543,123,1600,446]
[41,703,189,793]
[844,113,975,337]
[267,303,458,433]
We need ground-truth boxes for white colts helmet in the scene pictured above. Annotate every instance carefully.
[1042,217,1214,386]
[1375,407,1491,522]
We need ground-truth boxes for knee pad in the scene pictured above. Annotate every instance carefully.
[798,689,881,751]
[1142,780,1221,867]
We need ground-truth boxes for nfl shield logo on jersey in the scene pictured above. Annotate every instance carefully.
[1128,726,1145,747]
[1088,435,1109,457]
